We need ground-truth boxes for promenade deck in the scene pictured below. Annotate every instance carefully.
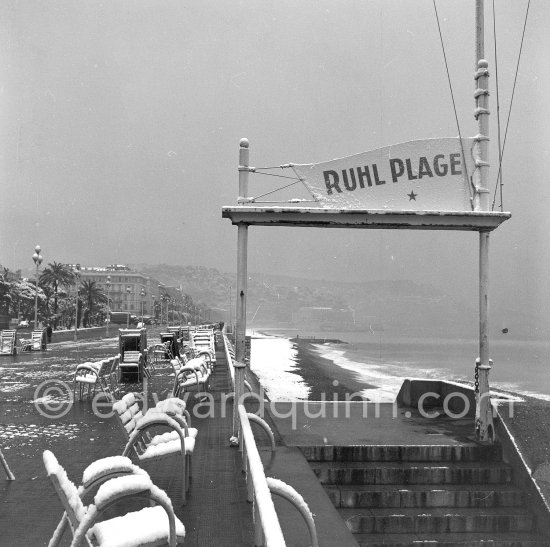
[0,335,255,546]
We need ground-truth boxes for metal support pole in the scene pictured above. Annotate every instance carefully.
[236,138,249,362]
[73,265,80,342]
[473,0,490,212]
[233,138,250,442]
[477,231,494,441]
[473,0,493,442]
[34,264,39,327]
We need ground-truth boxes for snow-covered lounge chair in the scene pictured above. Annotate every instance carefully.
[43,450,185,546]
[73,356,120,401]
[171,357,211,398]
[112,393,196,503]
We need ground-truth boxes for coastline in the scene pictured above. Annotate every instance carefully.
[293,339,372,400]
[252,328,550,507]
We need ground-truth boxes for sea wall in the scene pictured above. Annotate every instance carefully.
[396,378,476,417]
[397,378,550,535]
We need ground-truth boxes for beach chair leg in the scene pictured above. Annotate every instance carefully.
[0,449,15,480]
[187,454,192,484]
[48,513,69,547]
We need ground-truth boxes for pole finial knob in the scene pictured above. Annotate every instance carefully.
[239,138,249,149]
[478,59,489,69]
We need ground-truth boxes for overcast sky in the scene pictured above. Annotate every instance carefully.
[1,0,548,322]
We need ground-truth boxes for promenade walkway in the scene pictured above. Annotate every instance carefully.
[0,332,254,546]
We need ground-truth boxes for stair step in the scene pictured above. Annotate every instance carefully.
[353,531,549,547]
[311,461,513,485]
[339,507,534,534]
[300,444,502,463]
[325,484,524,508]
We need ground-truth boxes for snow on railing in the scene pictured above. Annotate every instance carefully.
[238,404,286,547]
[224,332,318,546]
[267,478,319,547]
[223,332,236,389]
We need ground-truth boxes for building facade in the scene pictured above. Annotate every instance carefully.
[77,265,164,317]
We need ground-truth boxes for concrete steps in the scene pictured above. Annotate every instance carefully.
[309,461,514,486]
[325,483,525,509]
[302,443,546,545]
[340,507,534,534]
[352,532,549,547]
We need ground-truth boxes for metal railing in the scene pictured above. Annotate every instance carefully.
[222,331,318,547]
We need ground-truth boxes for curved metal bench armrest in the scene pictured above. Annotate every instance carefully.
[71,487,178,547]
[73,366,99,381]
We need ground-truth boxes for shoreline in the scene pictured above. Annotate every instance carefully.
[293,339,373,401]
[252,328,550,504]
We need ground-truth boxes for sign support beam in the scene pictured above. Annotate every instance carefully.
[233,138,250,442]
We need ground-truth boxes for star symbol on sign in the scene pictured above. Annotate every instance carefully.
[408,191,417,201]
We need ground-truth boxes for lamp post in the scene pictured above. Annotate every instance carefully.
[126,286,131,328]
[73,264,80,342]
[158,286,163,326]
[140,288,146,323]
[32,245,43,329]
[105,275,111,337]
[151,294,156,323]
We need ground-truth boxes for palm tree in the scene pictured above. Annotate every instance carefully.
[80,280,107,325]
[40,262,75,326]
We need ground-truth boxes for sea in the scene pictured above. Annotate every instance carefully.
[249,329,550,403]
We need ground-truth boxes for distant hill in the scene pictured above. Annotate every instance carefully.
[131,263,548,340]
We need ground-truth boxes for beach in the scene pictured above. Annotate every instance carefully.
[250,329,550,504]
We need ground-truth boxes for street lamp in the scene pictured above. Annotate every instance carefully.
[140,288,146,323]
[158,286,163,326]
[105,275,111,337]
[151,294,156,323]
[32,245,43,329]
[73,264,80,342]
[126,286,131,328]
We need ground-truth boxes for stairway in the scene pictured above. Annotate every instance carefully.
[301,444,549,546]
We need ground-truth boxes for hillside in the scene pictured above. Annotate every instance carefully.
[132,263,546,339]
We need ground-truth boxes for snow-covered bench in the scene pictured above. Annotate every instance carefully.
[171,357,211,398]
[73,356,119,401]
[112,393,196,504]
[43,450,185,546]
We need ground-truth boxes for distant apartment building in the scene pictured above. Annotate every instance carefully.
[77,265,165,316]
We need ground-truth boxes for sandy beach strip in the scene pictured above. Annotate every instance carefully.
[292,339,374,400]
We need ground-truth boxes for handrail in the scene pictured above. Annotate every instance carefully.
[222,333,236,389]
[238,405,285,547]
[247,413,276,452]
[267,478,319,547]
[225,333,317,546]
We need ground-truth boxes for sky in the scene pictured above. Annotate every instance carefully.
[1,0,549,324]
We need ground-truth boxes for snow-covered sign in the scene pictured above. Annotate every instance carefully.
[293,138,475,212]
